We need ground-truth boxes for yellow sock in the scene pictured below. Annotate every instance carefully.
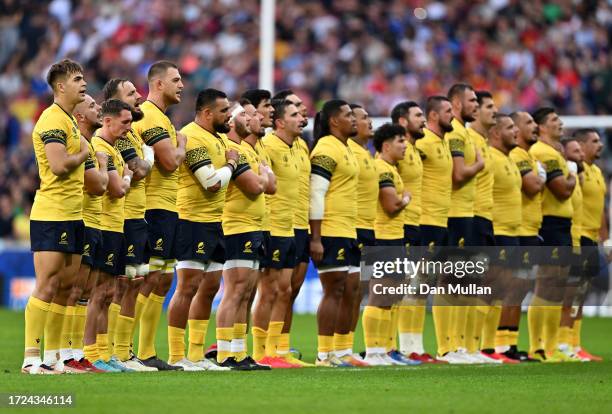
[317,335,333,357]
[83,343,99,362]
[379,308,392,352]
[132,294,148,340]
[265,321,284,357]
[232,323,248,361]
[558,326,571,345]
[216,327,233,363]
[527,296,549,354]
[278,333,290,355]
[411,302,426,333]
[432,297,453,356]
[397,305,413,334]
[24,296,50,357]
[114,315,135,361]
[333,332,351,353]
[187,319,209,362]
[252,327,267,361]
[452,305,469,351]
[543,305,562,354]
[362,306,381,350]
[388,305,399,351]
[168,326,186,364]
[466,305,488,353]
[571,319,582,348]
[137,293,164,360]
[96,333,110,362]
[464,306,476,353]
[71,304,87,353]
[347,331,354,352]
[107,302,121,354]
[495,329,510,348]
[59,305,75,360]
[481,303,501,351]
[508,329,519,347]
[44,303,66,360]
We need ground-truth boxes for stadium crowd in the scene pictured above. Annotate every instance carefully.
[1,0,611,240]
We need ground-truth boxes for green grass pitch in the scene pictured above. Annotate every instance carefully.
[1,309,612,413]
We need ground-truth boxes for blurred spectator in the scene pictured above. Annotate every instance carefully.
[0,0,611,239]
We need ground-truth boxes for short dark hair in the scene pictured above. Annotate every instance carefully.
[241,89,271,108]
[46,59,83,90]
[573,128,598,142]
[475,91,493,106]
[531,107,556,125]
[447,83,474,100]
[349,103,363,110]
[509,111,522,123]
[147,60,178,82]
[272,99,294,126]
[239,98,252,107]
[373,123,406,152]
[313,99,348,141]
[391,101,419,123]
[425,96,450,117]
[195,88,227,112]
[272,89,295,100]
[101,99,131,117]
[102,78,129,100]
[561,136,578,147]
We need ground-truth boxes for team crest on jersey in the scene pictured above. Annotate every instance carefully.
[336,248,345,261]
[105,253,115,266]
[59,232,68,245]
[127,244,135,257]
[244,241,253,253]
[83,244,90,256]
[154,238,164,251]
[272,249,280,262]
[196,242,205,254]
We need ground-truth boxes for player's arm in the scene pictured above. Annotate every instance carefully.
[84,152,109,196]
[309,154,335,262]
[116,137,152,181]
[261,162,276,195]
[379,174,410,215]
[142,127,186,173]
[543,158,576,200]
[449,139,484,186]
[189,147,239,193]
[233,154,266,195]
[106,157,133,199]
[44,133,90,176]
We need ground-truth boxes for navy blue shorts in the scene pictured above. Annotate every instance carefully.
[318,236,360,268]
[518,235,542,267]
[420,225,448,248]
[175,220,225,264]
[95,230,126,276]
[580,236,600,278]
[81,226,102,268]
[492,235,520,267]
[294,228,310,264]
[473,216,495,246]
[539,216,572,266]
[447,217,474,247]
[264,236,296,269]
[124,219,149,265]
[356,228,376,262]
[225,231,264,262]
[30,220,85,255]
[145,209,178,260]
[403,225,421,247]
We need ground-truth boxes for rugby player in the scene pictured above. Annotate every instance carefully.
[528,107,577,362]
[88,99,135,371]
[23,59,90,374]
[101,78,156,371]
[132,61,186,370]
[309,100,358,367]
[362,123,411,366]
[216,100,274,369]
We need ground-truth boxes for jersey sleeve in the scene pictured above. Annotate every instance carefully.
[533,149,563,182]
[135,115,170,146]
[510,151,533,176]
[378,171,395,189]
[184,145,212,173]
[84,153,96,170]
[115,137,138,163]
[446,131,465,157]
[232,152,251,179]
[310,142,337,181]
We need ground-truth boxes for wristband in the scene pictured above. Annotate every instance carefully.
[123,175,132,185]
[227,159,237,170]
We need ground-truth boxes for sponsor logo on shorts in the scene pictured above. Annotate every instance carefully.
[499,249,507,261]
[59,232,68,245]
[336,248,345,261]
[458,237,465,248]
[105,253,115,266]
[428,241,435,253]
[127,244,135,257]
[358,242,364,251]
[83,243,90,257]
[272,249,280,262]
[523,252,530,264]
[196,242,205,254]
[154,238,164,251]
[551,247,559,260]
[243,241,253,254]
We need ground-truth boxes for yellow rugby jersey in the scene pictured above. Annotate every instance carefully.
[261,133,300,237]
[374,158,405,240]
[31,103,84,221]
[115,130,146,220]
[415,129,452,227]
[510,146,543,236]
[92,136,126,233]
[446,119,477,217]
[254,140,272,232]
[397,141,423,227]
[310,135,359,239]
[294,137,310,230]
[490,147,522,236]
[222,140,265,235]
[529,141,573,218]
[570,180,583,247]
[177,122,229,223]
[469,127,494,221]
[581,163,606,241]
[348,139,378,230]
[82,141,101,229]
[132,100,178,212]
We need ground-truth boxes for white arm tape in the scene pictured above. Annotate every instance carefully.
[309,174,330,220]
[194,164,233,189]
[142,144,155,167]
